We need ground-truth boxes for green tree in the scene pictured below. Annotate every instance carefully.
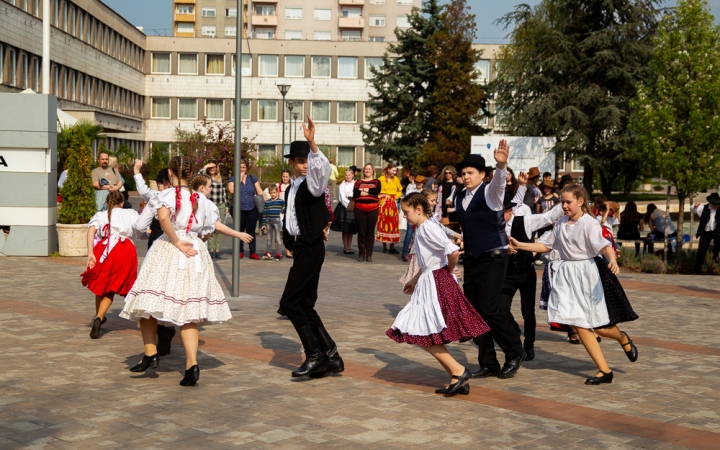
[174,121,257,178]
[630,0,720,254]
[493,0,660,195]
[416,0,489,169]
[58,127,96,224]
[362,0,443,167]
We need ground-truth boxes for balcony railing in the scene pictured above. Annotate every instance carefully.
[251,14,278,26]
[174,12,195,21]
[339,0,365,4]
[339,17,364,28]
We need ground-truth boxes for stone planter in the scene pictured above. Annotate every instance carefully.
[57,223,88,257]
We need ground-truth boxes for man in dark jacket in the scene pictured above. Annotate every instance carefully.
[691,193,720,274]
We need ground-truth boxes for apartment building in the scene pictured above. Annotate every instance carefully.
[172,0,418,42]
[0,0,503,169]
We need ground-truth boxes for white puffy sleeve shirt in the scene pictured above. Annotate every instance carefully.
[415,219,460,272]
[88,209,139,238]
[539,214,610,260]
[152,187,208,236]
[338,180,354,208]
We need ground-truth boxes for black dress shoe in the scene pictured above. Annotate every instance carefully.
[471,367,500,378]
[101,317,107,325]
[585,370,613,385]
[388,248,399,254]
[366,257,373,262]
[89,317,102,339]
[524,347,535,361]
[446,368,472,395]
[129,354,159,372]
[215,253,222,259]
[620,331,638,362]
[179,365,200,386]
[498,351,526,379]
[291,326,328,377]
[435,384,470,395]
[309,326,345,378]
[358,256,365,262]
[157,326,176,357]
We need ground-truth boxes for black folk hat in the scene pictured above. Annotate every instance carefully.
[503,191,517,210]
[284,141,311,159]
[155,168,170,183]
[455,154,487,174]
[707,193,720,206]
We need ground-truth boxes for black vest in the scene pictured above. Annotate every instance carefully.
[147,218,164,250]
[455,183,507,257]
[697,204,720,238]
[283,180,330,250]
[507,216,533,274]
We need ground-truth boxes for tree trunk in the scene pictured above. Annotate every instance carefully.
[583,164,594,196]
[677,190,686,251]
[599,169,616,197]
[663,186,670,262]
[555,149,563,179]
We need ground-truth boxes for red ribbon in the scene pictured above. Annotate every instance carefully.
[185,193,199,233]
[101,223,110,238]
[175,186,182,219]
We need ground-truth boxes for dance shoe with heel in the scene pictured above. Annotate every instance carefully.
[498,350,526,379]
[129,354,159,372]
[435,384,470,395]
[291,326,328,378]
[585,370,613,385]
[309,326,344,378]
[620,331,638,362]
[179,365,200,386]
[89,317,102,339]
[445,368,471,396]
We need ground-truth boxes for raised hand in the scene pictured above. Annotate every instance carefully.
[302,114,315,142]
[517,171,528,186]
[133,159,143,175]
[494,139,509,166]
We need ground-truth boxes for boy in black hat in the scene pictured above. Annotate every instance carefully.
[278,116,343,378]
[691,193,720,274]
[454,140,525,379]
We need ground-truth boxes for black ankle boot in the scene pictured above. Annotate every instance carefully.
[179,365,200,386]
[309,326,344,378]
[291,326,328,378]
[129,354,159,372]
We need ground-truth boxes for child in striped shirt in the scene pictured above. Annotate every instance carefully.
[261,184,285,260]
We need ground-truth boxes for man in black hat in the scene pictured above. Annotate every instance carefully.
[349,165,360,180]
[278,116,343,379]
[691,193,720,274]
[454,140,526,379]
[502,175,564,361]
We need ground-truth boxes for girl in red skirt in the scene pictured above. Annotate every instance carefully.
[387,193,490,396]
[81,191,139,339]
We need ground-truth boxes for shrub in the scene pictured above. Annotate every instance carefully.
[58,127,96,224]
[641,254,667,274]
[618,248,642,272]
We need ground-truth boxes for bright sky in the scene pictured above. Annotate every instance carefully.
[103,0,717,42]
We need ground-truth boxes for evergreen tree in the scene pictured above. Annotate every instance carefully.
[630,0,720,252]
[58,127,96,224]
[362,0,443,167]
[417,0,489,169]
[493,0,660,195]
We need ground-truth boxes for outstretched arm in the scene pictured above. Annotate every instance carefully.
[302,115,331,197]
[214,221,253,243]
[509,236,551,253]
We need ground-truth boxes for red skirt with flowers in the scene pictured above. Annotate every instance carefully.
[376,195,400,243]
[386,268,490,346]
[81,239,138,297]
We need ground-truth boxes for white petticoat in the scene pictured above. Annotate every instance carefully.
[120,233,231,326]
[390,266,446,336]
[547,259,609,329]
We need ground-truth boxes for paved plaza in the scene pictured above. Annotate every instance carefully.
[1,227,720,449]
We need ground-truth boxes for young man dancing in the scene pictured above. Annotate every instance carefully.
[279,116,344,378]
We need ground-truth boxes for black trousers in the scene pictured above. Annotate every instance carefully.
[500,267,537,349]
[354,208,378,258]
[695,231,719,274]
[239,208,258,254]
[463,250,523,371]
[279,237,326,330]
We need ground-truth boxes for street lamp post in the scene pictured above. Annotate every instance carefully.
[287,102,295,147]
[277,85,291,170]
[231,0,243,297]
[292,113,300,141]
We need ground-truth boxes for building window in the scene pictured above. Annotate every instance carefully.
[286,100,304,118]
[258,100,278,121]
[202,8,216,17]
[202,25,216,36]
[364,103,374,123]
[397,0,413,4]
[179,98,198,119]
[0,44,3,84]
[370,0,386,3]
[225,26,237,37]
[70,7,76,35]
[474,59,491,84]
[365,57,383,79]
[285,56,305,77]
[177,23,194,34]
[206,54,225,75]
[254,5,275,16]
[285,30,302,40]
[342,7,362,18]
[311,56,331,78]
[370,15,385,27]
[341,30,361,42]
[177,4,194,14]
[179,53,198,74]
[314,8,331,20]
[9,49,17,86]
[311,102,330,122]
[22,54,29,89]
[285,7,302,20]
[314,31,331,41]
[370,36,385,42]
[338,57,358,79]
[233,54,251,76]
[258,55,278,77]
[226,8,237,17]
[62,2,68,31]
[53,0,59,25]
[33,57,39,92]
[206,99,224,120]
[70,72,76,100]
[337,147,355,166]
[365,148,382,166]
[151,53,171,74]
[151,98,170,119]
[572,159,584,172]
[259,144,277,160]
[338,102,357,123]
[232,99,251,121]
[77,75,83,102]
[254,28,275,39]
[397,15,411,27]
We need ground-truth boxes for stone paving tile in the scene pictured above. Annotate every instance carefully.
[2,252,720,448]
